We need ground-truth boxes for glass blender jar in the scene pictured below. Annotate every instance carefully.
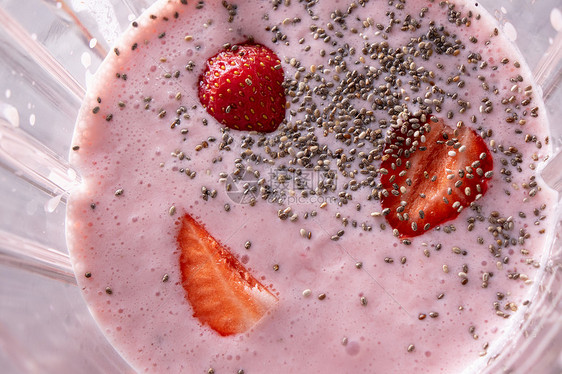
[0,0,560,372]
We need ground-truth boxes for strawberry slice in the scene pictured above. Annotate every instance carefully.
[380,114,493,238]
[198,42,286,133]
[178,213,277,336]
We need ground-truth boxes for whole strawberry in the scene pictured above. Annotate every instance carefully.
[198,42,286,133]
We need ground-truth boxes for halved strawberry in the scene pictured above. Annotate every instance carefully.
[198,42,285,132]
[178,213,277,336]
[380,113,493,238]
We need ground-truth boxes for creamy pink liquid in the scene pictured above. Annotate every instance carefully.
[66,0,558,373]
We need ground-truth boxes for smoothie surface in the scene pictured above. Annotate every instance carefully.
[66,0,558,372]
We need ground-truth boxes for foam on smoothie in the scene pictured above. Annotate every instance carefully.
[67,0,558,372]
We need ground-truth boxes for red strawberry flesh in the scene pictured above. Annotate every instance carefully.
[198,42,286,133]
[380,115,493,238]
[178,213,277,336]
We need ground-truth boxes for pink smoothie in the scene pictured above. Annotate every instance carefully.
[66,0,558,373]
